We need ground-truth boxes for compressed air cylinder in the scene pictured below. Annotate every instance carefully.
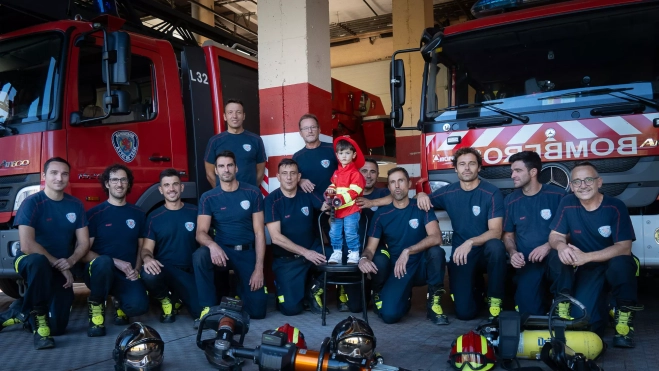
[516,330,603,360]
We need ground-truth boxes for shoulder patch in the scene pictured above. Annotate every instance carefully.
[126,219,136,229]
[185,222,195,231]
[66,213,76,223]
[240,200,251,210]
[540,209,552,220]
[243,144,252,152]
[598,225,611,238]
[409,219,419,229]
[472,206,481,216]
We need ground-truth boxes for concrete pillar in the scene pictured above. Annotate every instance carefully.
[258,0,332,193]
[393,0,433,182]
[191,0,215,45]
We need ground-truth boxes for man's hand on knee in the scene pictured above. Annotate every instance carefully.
[143,257,164,275]
[209,245,228,267]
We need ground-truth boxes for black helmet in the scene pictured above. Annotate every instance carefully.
[330,316,376,365]
[113,322,164,371]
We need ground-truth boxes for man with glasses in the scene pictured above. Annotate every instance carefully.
[292,113,337,199]
[82,164,149,337]
[204,99,267,187]
[548,161,641,348]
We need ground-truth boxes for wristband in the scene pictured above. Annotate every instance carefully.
[359,256,368,261]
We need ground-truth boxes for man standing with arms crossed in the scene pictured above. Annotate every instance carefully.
[417,147,507,320]
[204,99,267,188]
[141,168,202,324]
[0,157,89,349]
[82,164,149,337]
[194,150,268,323]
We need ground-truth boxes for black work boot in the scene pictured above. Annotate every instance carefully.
[372,291,381,315]
[613,304,643,348]
[31,307,55,350]
[112,298,129,326]
[159,297,176,323]
[427,285,449,325]
[0,299,26,332]
[337,285,349,312]
[87,299,106,337]
[307,281,329,315]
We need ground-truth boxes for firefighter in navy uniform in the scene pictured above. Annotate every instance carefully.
[358,167,447,325]
[502,151,566,316]
[265,158,332,315]
[204,99,267,188]
[0,157,89,349]
[82,164,149,337]
[292,113,338,200]
[140,168,202,324]
[548,161,641,348]
[194,150,268,323]
[417,147,507,321]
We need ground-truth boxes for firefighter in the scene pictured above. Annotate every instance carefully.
[140,168,202,324]
[264,158,331,316]
[417,147,506,321]
[548,161,641,348]
[0,157,89,349]
[502,151,565,316]
[358,167,447,325]
[292,113,338,200]
[82,164,149,337]
[193,150,268,323]
[204,99,267,188]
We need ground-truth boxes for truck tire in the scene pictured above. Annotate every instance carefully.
[0,278,21,299]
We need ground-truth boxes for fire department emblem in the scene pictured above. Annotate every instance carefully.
[243,144,252,152]
[540,209,552,220]
[111,130,139,163]
[126,219,136,229]
[321,160,330,168]
[66,213,76,223]
[185,222,195,231]
[240,200,250,210]
[472,206,481,216]
[301,207,309,216]
[409,219,419,229]
[598,225,611,238]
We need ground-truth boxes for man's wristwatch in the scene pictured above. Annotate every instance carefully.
[359,256,368,261]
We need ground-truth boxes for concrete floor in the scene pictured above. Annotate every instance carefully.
[0,279,657,371]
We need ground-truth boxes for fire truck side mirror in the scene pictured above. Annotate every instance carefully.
[390,59,406,128]
[102,31,131,86]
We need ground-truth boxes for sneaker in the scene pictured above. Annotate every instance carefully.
[87,300,106,337]
[328,250,342,264]
[0,300,25,332]
[488,297,503,320]
[159,297,176,323]
[194,306,210,330]
[372,291,382,315]
[338,286,349,312]
[347,251,360,264]
[308,282,329,315]
[113,298,129,326]
[427,286,449,325]
[31,310,55,350]
[556,302,573,320]
[613,305,642,348]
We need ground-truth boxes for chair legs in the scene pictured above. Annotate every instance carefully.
[361,273,368,324]
[322,272,328,326]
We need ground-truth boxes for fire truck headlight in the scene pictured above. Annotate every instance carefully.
[13,185,40,211]
[429,181,449,193]
[10,242,21,257]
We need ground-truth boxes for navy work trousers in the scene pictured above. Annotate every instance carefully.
[141,265,202,318]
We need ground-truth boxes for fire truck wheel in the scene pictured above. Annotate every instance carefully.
[0,278,20,299]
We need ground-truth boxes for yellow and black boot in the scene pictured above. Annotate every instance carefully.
[159,297,176,323]
[87,299,106,337]
[488,297,503,320]
[613,305,642,348]
[555,302,573,320]
[372,291,381,315]
[31,307,54,349]
[337,285,349,312]
[307,281,328,315]
[112,298,129,326]
[427,286,449,325]
[0,300,25,332]
[194,306,210,330]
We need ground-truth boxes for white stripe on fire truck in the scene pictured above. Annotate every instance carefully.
[425,135,435,147]
[643,113,659,122]
[437,131,468,151]
[506,124,543,145]
[599,117,641,136]
[471,127,505,148]
[557,121,597,139]
[261,133,333,157]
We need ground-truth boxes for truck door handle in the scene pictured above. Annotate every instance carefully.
[149,156,171,162]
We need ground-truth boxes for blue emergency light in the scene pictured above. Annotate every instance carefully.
[94,0,119,17]
[471,0,552,18]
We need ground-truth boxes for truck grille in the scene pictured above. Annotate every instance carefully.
[479,158,640,180]
[0,175,28,184]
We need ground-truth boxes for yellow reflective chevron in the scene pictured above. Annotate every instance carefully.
[14,255,27,273]
[348,184,363,194]
[88,257,98,277]
[381,250,390,259]
[278,295,285,303]
[457,335,463,352]
[292,328,300,343]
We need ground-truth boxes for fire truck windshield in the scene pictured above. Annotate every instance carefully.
[424,5,659,129]
[0,33,63,134]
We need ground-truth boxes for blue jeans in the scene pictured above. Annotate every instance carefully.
[329,212,361,253]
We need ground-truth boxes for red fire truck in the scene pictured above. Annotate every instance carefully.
[0,1,390,297]
[391,0,659,268]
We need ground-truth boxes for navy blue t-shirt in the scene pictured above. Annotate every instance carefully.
[292,142,337,199]
[429,180,504,249]
[361,187,390,222]
[549,194,635,253]
[145,203,198,267]
[503,184,565,256]
[264,188,324,257]
[204,130,267,186]
[198,182,263,246]
[368,199,438,261]
[87,201,146,266]
[14,191,87,259]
